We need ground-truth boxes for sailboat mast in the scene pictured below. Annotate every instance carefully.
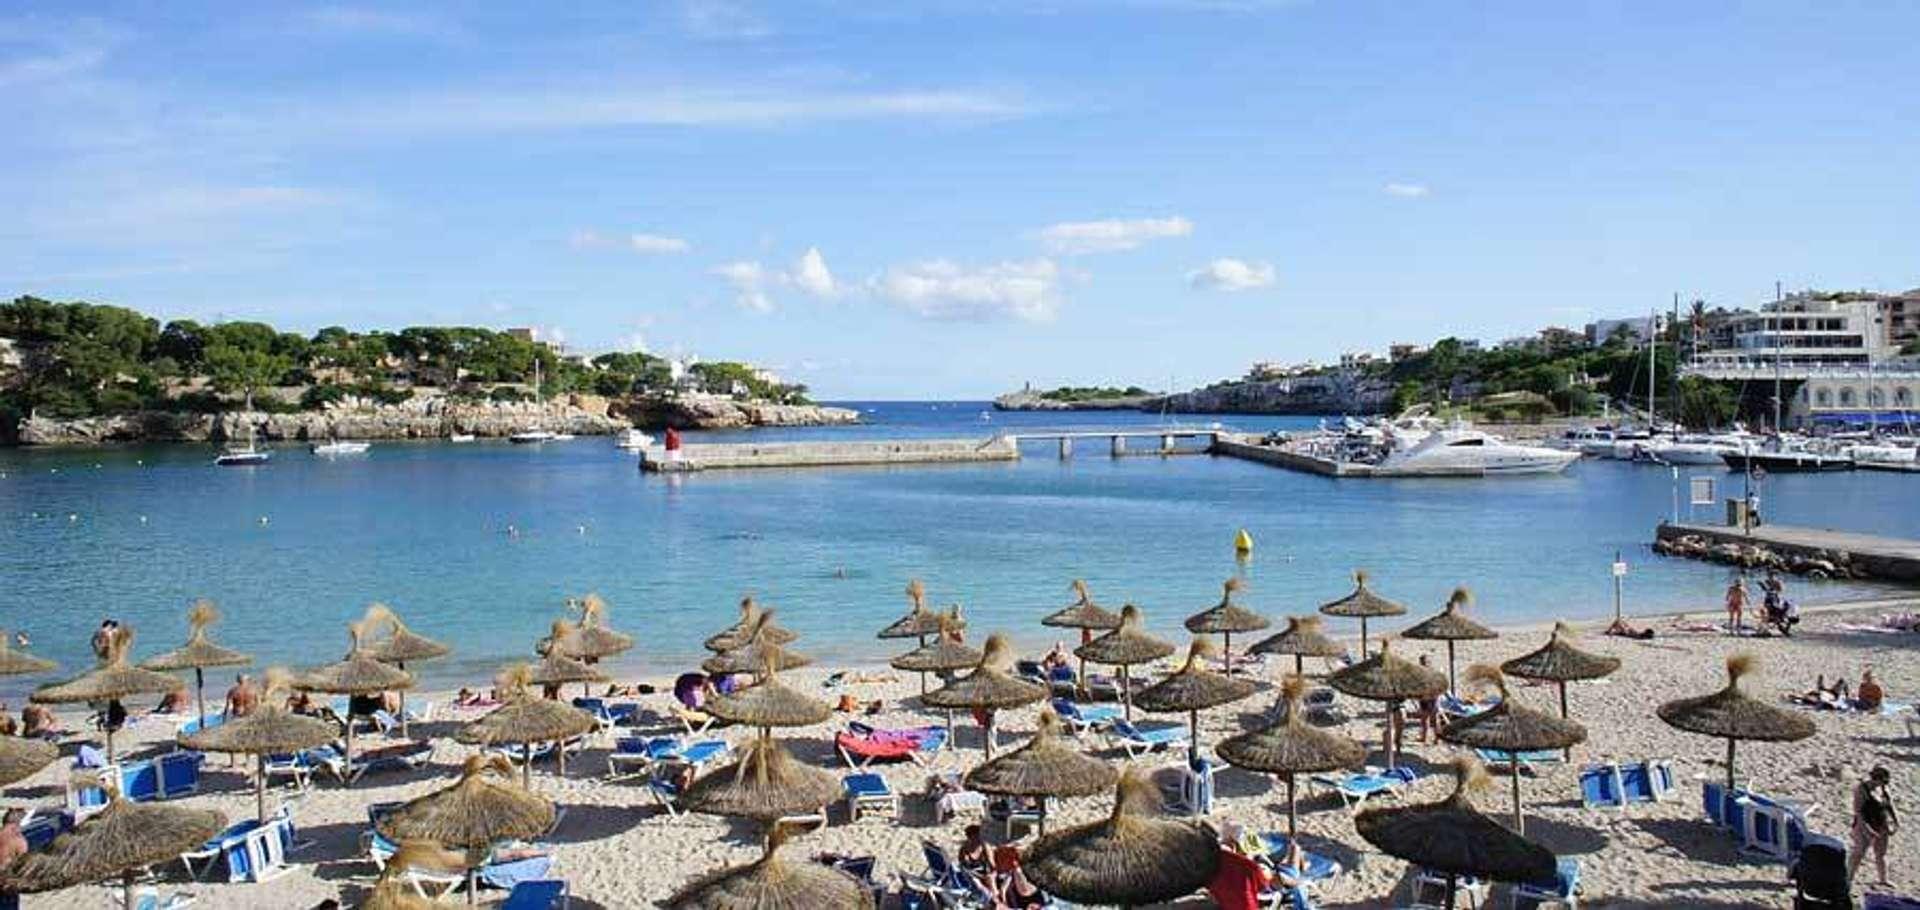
[1647,308,1656,429]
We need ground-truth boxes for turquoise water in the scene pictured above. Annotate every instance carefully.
[1,402,1911,694]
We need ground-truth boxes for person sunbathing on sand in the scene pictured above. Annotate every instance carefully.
[1791,675,1851,709]
[1604,618,1655,639]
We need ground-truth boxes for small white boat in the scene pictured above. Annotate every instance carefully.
[550,433,576,442]
[614,429,654,450]
[310,440,371,456]
[449,433,476,443]
[214,449,270,467]
[1377,426,1579,476]
[509,430,556,444]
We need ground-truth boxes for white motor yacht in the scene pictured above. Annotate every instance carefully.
[1376,426,1580,476]
[310,440,371,456]
[614,429,655,450]
[509,430,556,444]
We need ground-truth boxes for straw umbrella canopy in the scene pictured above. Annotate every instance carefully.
[1318,569,1407,658]
[681,736,843,822]
[1023,769,1221,908]
[1217,675,1367,838]
[179,669,337,821]
[877,579,953,642]
[890,610,978,698]
[0,782,226,910]
[1438,665,1587,834]
[138,599,252,724]
[668,822,874,910]
[376,754,558,902]
[1248,615,1347,677]
[0,631,56,677]
[1043,580,1122,692]
[363,841,468,910]
[1135,637,1258,761]
[31,626,180,763]
[456,666,598,787]
[543,593,635,668]
[526,640,609,690]
[1326,638,1445,767]
[363,603,450,739]
[705,651,832,736]
[923,634,1047,759]
[705,596,800,654]
[1401,587,1499,693]
[1075,604,1176,721]
[1184,578,1270,673]
[964,710,1116,834]
[293,619,415,788]
[1657,653,1815,791]
[1355,759,1557,908]
[1502,622,1620,758]
[0,737,58,790]
[703,611,813,678]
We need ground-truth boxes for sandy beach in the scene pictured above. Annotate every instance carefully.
[9,597,1919,909]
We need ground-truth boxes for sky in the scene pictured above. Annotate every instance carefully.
[4,2,1918,399]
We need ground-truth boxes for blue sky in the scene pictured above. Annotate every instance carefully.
[4,2,1917,398]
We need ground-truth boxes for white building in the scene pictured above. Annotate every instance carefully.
[1695,295,1893,371]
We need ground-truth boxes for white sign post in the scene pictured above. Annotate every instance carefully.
[1611,552,1627,625]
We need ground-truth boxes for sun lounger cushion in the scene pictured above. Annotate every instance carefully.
[837,732,917,762]
[480,854,555,891]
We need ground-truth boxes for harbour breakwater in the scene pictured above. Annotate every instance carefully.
[996,372,1395,416]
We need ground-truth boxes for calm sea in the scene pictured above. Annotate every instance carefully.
[1,402,1911,694]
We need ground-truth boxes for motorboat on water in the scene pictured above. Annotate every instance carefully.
[1721,436,1853,473]
[310,440,371,456]
[1844,441,1918,467]
[1375,426,1580,476]
[449,433,476,443]
[1624,432,1757,466]
[214,448,269,466]
[509,430,557,444]
[614,429,654,450]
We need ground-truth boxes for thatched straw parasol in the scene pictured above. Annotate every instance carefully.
[139,599,252,724]
[544,593,635,668]
[1355,758,1557,907]
[364,841,468,910]
[1075,604,1176,721]
[0,736,58,790]
[1502,622,1620,759]
[1439,665,1586,834]
[0,780,226,910]
[526,638,610,689]
[31,626,181,762]
[0,630,56,677]
[680,736,843,822]
[1042,580,1122,697]
[179,668,337,820]
[878,579,952,641]
[363,603,450,739]
[1023,769,1221,907]
[1326,638,1445,767]
[376,754,558,902]
[667,821,875,909]
[964,711,1116,834]
[456,666,598,787]
[923,634,1047,758]
[890,610,977,698]
[705,596,799,653]
[1318,569,1407,658]
[294,619,415,788]
[1401,587,1499,693]
[1184,578,1270,674]
[705,651,832,735]
[1217,676,1366,838]
[1134,637,1257,760]
[702,611,813,678]
[1657,653,1815,791]
[1248,615,1347,678]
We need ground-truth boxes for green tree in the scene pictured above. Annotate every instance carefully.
[205,343,292,407]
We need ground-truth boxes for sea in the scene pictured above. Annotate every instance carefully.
[1,402,1912,694]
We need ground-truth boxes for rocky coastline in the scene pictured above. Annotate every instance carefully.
[995,371,1394,416]
[10,392,861,446]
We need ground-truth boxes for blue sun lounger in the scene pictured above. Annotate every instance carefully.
[1476,747,1561,772]
[1309,766,1417,812]
[1050,698,1122,734]
[1107,719,1188,757]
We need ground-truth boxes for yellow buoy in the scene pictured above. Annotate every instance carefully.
[1234,528,1254,554]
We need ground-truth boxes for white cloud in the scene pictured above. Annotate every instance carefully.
[871,258,1063,322]
[1188,258,1275,292]
[713,261,774,313]
[629,233,691,254]
[789,247,837,298]
[681,0,773,39]
[619,332,650,353]
[1036,216,1193,255]
[1383,182,1430,198]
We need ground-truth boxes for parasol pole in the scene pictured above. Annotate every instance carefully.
[1188,709,1200,764]
[1726,738,1736,791]
[983,710,997,760]
[1558,681,1571,761]
[1445,642,1458,694]
[1120,665,1133,721]
[396,662,410,739]
[195,667,207,726]
[523,746,532,789]
[1511,753,1524,834]
[343,720,354,790]
[1360,618,1370,659]
[256,754,268,822]
[918,633,929,698]
[1286,773,1299,838]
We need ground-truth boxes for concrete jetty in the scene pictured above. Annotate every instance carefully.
[1655,521,1920,584]
[640,437,1019,472]
[1209,434,1376,476]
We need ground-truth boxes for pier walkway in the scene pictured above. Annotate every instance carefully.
[1656,521,1920,583]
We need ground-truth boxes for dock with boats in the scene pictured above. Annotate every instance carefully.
[1655,521,1920,584]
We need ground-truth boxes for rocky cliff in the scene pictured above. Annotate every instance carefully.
[617,393,861,430]
[16,394,626,445]
[1154,372,1394,415]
